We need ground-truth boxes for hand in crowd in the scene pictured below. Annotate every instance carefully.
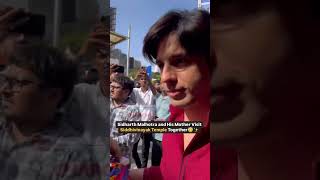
[0,6,24,41]
[110,139,122,159]
[110,63,118,74]
[78,22,109,95]
[78,22,108,57]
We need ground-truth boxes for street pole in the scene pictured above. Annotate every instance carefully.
[126,25,131,76]
[53,0,61,47]
[198,0,202,9]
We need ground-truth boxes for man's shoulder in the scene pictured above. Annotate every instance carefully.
[159,95,170,102]
[44,135,102,179]
[74,83,99,94]
[71,83,105,105]
[42,120,82,144]
[124,103,140,111]
[133,88,140,93]
[155,93,161,99]
[53,136,95,156]
[46,122,99,161]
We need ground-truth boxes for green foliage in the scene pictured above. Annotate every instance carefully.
[129,68,140,80]
[152,72,160,81]
[59,31,88,52]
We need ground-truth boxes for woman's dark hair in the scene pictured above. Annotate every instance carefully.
[112,75,134,95]
[143,9,210,66]
[9,42,78,107]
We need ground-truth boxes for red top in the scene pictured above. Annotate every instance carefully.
[143,105,210,180]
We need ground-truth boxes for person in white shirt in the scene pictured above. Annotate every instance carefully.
[131,68,157,168]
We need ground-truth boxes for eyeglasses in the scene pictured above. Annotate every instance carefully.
[0,74,39,92]
[110,84,122,90]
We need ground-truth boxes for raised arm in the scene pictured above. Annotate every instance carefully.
[77,23,108,95]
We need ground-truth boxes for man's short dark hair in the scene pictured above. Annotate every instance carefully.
[8,42,78,107]
[113,65,125,73]
[112,75,134,96]
[143,9,210,65]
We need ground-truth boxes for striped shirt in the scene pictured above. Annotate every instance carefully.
[0,118,102,180]
[110,99,141,158]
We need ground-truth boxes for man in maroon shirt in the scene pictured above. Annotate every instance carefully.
[129,9,212,180]
[213,0,320,179]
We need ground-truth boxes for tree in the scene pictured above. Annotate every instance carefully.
[152,72,161,81]
[128,68,140,80]
[59,31,88,53]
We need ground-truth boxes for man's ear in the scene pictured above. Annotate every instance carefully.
[124,89,130,97]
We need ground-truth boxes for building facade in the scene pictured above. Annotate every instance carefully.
[198,0,210,12]
[110,7,116,32]
[111,49,142,70]
[0,0,101,45]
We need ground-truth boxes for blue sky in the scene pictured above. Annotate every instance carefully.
[110,0,198,66]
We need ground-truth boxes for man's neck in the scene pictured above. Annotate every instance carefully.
[141,86,148,92]
[183,102,210,150]
[10,117,53,143]
[184,103,210,126]
[112,98,126,107]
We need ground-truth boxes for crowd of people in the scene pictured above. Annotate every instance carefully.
[0,6,107,180]
[3,0,319,179]
[0,4,211,180]
[109,63,170,169]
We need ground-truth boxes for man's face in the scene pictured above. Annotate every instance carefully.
[156,33,210,108]
[110,82,128,101]
[160,83,167,95]
[139,76,147,88]
[212,3,296,141]
[154,82,161,93]
[0,65,46,122]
